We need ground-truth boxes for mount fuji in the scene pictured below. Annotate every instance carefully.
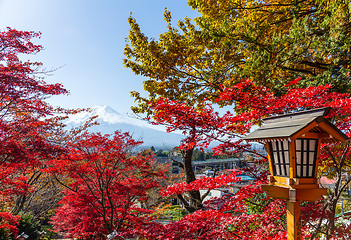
[64,105,184,148]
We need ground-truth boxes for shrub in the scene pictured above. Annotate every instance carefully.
[17,213,40,240]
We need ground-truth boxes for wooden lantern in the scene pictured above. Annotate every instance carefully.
[244,107,348,240]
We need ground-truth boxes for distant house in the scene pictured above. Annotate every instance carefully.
[320,175,351,196]
[156,156,247,175]
[165,156,255,206]
[320,176,336,189]
[198,171,255,202]
[193,158,246,173]
[200,188,232,202]
[231,173,255,193]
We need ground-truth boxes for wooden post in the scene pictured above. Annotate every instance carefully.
[287,200,301,240]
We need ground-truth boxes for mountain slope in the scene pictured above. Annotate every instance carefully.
[65,105,184,148]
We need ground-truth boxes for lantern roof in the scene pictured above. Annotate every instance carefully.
[244,107,348,143]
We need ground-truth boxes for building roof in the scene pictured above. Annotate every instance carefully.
[244,107,348,143]
[237,174,255,181]
[193,158,242,165]
[320,176,336,185]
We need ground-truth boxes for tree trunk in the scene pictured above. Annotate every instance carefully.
[177,148,203,213]
[319,142,351,240]
[11,194,27,215]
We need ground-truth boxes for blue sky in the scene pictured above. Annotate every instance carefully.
[0,0,199,113]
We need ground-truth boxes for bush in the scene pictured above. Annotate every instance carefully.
[17,213,40,240]
[163,205,188,221]
[0,228,14,240]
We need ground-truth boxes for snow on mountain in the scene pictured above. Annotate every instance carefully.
[66,105,147,127]
[65,105,184,148]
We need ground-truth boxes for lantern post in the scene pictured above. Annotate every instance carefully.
[244,108,348,240]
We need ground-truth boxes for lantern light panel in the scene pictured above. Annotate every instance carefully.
[295,139,318,178]
[269,140,290,177]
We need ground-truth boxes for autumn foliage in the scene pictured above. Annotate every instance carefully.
[49,132,165,239]
[136,79,351,239]
[122,0,351,238]
[2,0,351,239]
[0,28,68,238]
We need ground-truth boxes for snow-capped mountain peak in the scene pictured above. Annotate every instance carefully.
[66,105,145,127]
[64,105,184,147]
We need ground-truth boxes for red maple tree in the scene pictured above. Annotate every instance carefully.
[49,132,165,239]
[0,27,68,237]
